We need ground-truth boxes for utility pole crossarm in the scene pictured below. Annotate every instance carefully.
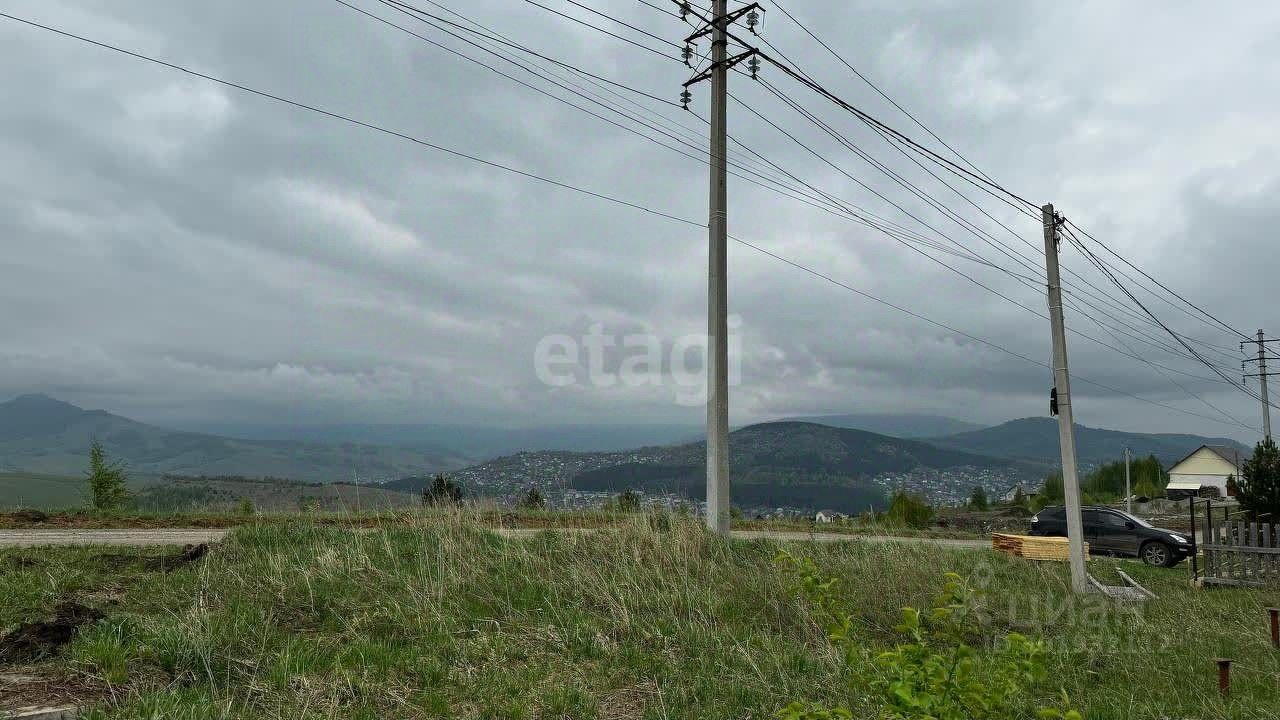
[682,48,760,87]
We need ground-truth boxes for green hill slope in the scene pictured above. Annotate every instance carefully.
[0,394,467,485]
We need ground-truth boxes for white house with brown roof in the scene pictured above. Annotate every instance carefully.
[1165,445,1245,498]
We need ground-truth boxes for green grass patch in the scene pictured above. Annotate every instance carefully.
[1,516,1276,718]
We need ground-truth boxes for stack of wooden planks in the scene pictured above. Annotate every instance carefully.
[992,533,1089,561]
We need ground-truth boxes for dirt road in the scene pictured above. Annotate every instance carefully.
[0,527,988,549]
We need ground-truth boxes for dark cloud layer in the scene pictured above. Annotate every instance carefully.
[1,0,1278,441]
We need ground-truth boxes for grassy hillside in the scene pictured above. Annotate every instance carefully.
[0,471,86,508]
[132,476,420,513]
[0,471,166,510]
[1,517,1274,718]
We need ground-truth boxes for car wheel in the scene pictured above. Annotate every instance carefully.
[1140,541,1175,568]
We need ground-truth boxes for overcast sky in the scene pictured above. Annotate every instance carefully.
[1,0,1278,440]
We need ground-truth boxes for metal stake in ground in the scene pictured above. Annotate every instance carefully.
[1042,204,1089,594]
[1268,607,1279,649]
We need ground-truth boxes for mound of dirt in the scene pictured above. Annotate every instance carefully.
[95,543,209,573]
[4,557,41,571]
[0,603,104,664]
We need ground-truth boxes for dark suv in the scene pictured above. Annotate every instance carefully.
[1029,505,1194,567]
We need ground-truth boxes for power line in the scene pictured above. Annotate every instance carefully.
[747,26,1242,360]
[755,50,1041,211]
[740,25,1249,351]
[1,8,1256,433]
[1064,225,1278,415]
[556,0,683,50]
[1066,219,1253,341]
[520,0,682,61]
[360,1,1020,274]
[634,0,681,19]
[728,28,1246,373]
[0,10,699,226]
[741,76,1242,379]
[1073,293,1252,429]
[730,234,1258,433]
[769,0,998,187]
[381,0,677,107]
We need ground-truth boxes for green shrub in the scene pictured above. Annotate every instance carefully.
[519,487,545,509]
[776,552,1078,720]
[883,491,934,529]
[967,486,989,511]
[617,490,640,512]
[422,474,463,506]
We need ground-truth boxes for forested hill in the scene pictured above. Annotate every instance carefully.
[427,421,1031,513]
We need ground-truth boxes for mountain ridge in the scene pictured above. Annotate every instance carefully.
[929,417,1249,467]
[780,413,982,438]
[0,395,466,481]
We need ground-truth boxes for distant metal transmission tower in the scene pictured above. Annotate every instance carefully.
[678,1,765,535]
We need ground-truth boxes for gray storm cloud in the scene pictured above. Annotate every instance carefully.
[1,0,1277,441]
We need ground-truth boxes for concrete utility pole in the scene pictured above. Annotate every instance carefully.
[1258,330,1271,440]
[704,0,730,535]
[1043,204,1090,593]
[1124,446,1132,514]
[681,2,763,534]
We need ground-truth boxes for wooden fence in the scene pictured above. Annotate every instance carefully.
[1199,516,1280,587]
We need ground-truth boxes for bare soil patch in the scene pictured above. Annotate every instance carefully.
[94,543,209,572]
[0,603,104,665]
[0,669,103,715]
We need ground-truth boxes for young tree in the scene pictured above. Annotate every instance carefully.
[421,474,463,506]
[884,491,934,529]
[1011,486,1027,508]
[1039,473,1064,504]
[86,440,129,511]
[1238,437,1280,521]
[520,487,545,510]
[1225,474,1240,498]
[967,486,989,511]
